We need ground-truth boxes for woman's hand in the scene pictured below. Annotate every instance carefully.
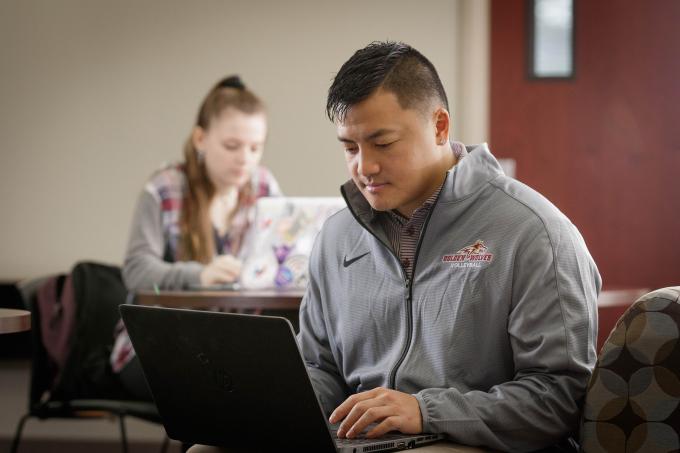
[200,255,242,285]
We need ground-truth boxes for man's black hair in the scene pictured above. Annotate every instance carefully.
[326,41,449,122]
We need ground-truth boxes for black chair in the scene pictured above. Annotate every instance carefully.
[11,261,169,453]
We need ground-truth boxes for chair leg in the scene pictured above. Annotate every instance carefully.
[118,414,129,453]
[10,413,30,453]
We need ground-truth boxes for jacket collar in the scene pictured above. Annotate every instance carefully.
[341,143,504,229]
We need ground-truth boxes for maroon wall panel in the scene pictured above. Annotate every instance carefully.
[490,0,680,289]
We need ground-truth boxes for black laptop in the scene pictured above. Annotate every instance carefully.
[119,305,443,452]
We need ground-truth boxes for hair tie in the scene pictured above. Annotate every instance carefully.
[217,75,246,90]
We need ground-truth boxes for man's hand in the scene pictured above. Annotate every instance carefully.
[329,387,423,439]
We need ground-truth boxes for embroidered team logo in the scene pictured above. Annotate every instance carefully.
[442,240,494,268]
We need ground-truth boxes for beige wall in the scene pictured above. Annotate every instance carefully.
[0,0,489,278]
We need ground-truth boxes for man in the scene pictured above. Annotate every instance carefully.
[189,41,599,453]
[297,41,600,452]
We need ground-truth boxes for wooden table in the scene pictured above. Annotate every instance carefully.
[136,289,305,311]
[0,308,31,334]
[137,287,650,351]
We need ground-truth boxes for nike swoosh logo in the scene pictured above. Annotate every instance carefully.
[343,252,370,268]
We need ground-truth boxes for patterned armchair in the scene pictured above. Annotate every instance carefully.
[580,286,680,452]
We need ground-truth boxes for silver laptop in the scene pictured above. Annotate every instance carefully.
[238,196,346,290]
[120,305,444,452]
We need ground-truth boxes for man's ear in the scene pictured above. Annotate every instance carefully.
[433,107,451,145]
[192,126,206,151]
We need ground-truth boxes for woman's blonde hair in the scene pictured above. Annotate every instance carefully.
[178,76,266,263]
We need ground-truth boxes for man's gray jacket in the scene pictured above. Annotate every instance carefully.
[297,143,601,452]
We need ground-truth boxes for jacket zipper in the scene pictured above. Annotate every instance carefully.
[386,184,443,389]
[342,173,448,390]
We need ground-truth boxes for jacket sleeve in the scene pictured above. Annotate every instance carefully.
[297,236,351,417]
[415,220,601,452]
[122,190,203,291]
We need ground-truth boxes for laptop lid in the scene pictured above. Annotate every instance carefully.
[121,305,445,452]
[238,197,345,290]
[120,305,337,452]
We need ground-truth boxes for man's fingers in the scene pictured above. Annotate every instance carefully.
[365,416,400,438]
[330,394,361,424]
[345,405,395,438]
[329,388,381,424]
[329,387,424,440]
[336,399,375,437]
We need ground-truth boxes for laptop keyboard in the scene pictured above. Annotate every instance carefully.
[331,425,411,447]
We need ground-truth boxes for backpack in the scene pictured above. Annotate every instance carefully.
[32,261,129,401]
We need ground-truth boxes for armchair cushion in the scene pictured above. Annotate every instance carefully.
[580,287,680,452]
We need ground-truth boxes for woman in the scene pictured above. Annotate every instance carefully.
[112,75,281,399]
[123,75,280,290]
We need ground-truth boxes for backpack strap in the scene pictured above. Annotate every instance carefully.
[36,273,76,390]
